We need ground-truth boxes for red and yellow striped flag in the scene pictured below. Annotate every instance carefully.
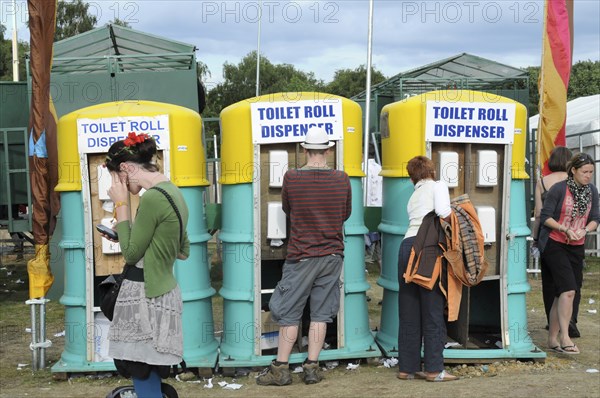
[537,0,574,176]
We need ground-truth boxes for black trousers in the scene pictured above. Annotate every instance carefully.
[397,237,446,373]
[541,247,582,326]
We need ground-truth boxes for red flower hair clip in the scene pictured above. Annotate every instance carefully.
[124,132,150,147]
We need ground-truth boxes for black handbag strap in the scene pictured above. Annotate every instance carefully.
[150,186,183,245]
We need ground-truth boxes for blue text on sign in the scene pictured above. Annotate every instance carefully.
[434,124,505,139]
[80,119,167,134]
[87,134,162,148]
[432,106,508,121]
[256,105,336,120]
[261,123,334,138]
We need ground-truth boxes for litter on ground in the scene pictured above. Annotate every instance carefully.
[381,357,398,368]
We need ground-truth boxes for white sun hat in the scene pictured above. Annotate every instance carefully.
[300,126,335,149]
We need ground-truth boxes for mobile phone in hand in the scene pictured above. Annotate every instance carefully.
[96,224,118,241]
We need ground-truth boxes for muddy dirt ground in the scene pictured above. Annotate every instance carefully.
[0,248,598,398]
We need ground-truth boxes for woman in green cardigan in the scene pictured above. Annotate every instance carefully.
[103,132,190,398]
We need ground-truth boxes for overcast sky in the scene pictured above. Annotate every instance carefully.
[3,0,599,88]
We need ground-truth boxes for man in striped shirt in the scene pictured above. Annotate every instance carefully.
[257,127,352,386]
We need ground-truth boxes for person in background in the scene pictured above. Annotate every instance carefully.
[539,152,599,354]
[397,156,458,382]
[103,132,190,397]
[532,146,582,337]
[257,127,351,386]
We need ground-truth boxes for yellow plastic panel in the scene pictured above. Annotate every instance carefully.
[55,100,208,192]
[219,92,364,185]
[512,102,529,179]
[380,90,529,179]
[380,96,427,178]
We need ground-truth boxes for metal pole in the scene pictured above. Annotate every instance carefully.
[255,0,262,97]
[39,301,46,368]
[362,0,375,203]
[12,0,19,81]
[26,298,51,370]
[213,134,220,204]
[29,303,38,370]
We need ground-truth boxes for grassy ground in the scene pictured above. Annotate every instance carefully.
[0,248,598,397]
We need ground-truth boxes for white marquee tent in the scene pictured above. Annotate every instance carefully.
[530,94,600,179]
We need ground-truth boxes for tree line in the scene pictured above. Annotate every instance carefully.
[0,0,598,119]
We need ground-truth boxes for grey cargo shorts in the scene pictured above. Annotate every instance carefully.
[269,254,343,326]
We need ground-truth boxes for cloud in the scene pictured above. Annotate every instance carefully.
[5,0,599,85]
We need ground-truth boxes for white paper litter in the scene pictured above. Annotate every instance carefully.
[445,342,461,348]
[325,361,339,370]
[292,366,303,374]
[590,298,596,304]
[204,378,213,388]
[586,369,599,373]
[17,363,29,370]
[15,279,25,284]
[587,309,597,314]
[54,331,65,337]
[25,328,31,333]
[382,358,398,368]
[218,381,242,390]
[346,363,359,370]
[174,374,203,384]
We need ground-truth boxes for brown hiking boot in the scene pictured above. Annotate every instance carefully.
[302,362,323,384]
[256,362,292,386]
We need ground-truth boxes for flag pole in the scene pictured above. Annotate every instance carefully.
[12,0,19,81]
[362,0,374,203]
[256,0,262,97]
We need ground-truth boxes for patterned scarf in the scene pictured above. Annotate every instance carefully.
[566,176,591,218]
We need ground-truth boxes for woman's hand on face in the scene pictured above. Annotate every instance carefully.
[108,171,129,203]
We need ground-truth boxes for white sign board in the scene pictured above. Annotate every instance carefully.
[77,115,170,154]
[425,101,516,144]
[251,99,344,144]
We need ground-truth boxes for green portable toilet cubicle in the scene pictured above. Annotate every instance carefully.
[0,82,66,299]
[1,82,61,299]
[218,92,381,369]
[376,90,545,361]
[51,100,218,373]
[0,82,31,233]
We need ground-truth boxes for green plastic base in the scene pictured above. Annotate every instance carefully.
[51,352,219,374]
[377,344,546,362]
[218,345,382,368]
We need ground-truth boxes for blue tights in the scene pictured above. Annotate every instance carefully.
[132,369,162,398]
